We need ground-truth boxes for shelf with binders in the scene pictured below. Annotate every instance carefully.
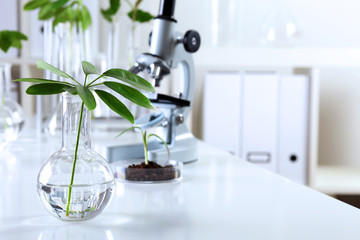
[200,67,318,186]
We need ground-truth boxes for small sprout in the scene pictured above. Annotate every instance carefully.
[126,0,153,23]
[116,126,170,165]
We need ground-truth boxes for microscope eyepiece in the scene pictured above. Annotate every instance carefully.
[158,0,176,21]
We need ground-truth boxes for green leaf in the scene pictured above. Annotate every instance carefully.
[10,38,21,49]
[101,0,120,22]
[36,60,72,79]
[80,5,92,30]
[74,8,82,26]
[82,61,99,76]
[51,0,70,10]
[95,89,134,123]
[0,30,27,53]
[8,31,28,50]
[76,85,96,110]
[26,83,70,95]
[66,86,78,95]
[115,126,143,138]
[24,0,50,11]
[101,10,112,22]
[52,7,72,30]
[128,9,153,23]
[8,31,28,41]
[102,69,155,93]
[38,3,55,20]
[14,78,74,86]
[0,31,12,53]
[104,81,154,109]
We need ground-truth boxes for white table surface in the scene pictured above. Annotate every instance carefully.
[1,128,360,240]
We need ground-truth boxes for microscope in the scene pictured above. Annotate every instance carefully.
[106,0,200,163]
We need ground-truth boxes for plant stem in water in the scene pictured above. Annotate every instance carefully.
[66,102,85,216]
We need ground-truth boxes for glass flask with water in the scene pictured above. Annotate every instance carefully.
[37,93,114,221]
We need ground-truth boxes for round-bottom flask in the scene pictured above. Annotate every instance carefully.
[0,63,24,150]
[4,97,25,132]
[0,103,19,151]
[37,93,114,221]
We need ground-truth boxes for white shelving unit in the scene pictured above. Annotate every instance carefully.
[194,46,360,195]
[314,165,360,195]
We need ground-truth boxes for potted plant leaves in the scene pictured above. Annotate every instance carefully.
[0,30,27,151]
[112,126,183,183]
[15,60,155,221]
[125,0,153,65]
[101,0,153,67]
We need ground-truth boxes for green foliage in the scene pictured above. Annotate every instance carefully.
[79,6,92,31]
[0,30,28,53]
[102,69,155,93]
[15,60,155,124]
[23,0,50,10]
[26,83,72,95]
[127,9,152,23]
[76,85,96,111]
[101,0,121,22]
[37,60,72,79]
[95,89,134,123]
[23,0,92,31]
[101,0,153,23]
[117,126,170,165]
[126,0,153,23]
[15,78,72,85]
[104,81,154,109]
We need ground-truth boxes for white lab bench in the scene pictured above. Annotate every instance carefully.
[1,127,360,240]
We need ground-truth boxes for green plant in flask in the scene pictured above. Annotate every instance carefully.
[15,60,155,220]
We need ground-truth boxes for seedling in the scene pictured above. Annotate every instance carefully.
[101,0,153,23]
[15,60,155,216]
[117,126,170,165]
[101,0,153,65]
[125,0,153,24]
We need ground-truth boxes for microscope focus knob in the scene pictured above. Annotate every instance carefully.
[183,30,201,53]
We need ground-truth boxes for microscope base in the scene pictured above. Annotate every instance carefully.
[149,135,198,163]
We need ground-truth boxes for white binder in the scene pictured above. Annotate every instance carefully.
[242,72,279,172]
[203,72,242,156]
[278,75,309,184]
[202,71,310,184]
